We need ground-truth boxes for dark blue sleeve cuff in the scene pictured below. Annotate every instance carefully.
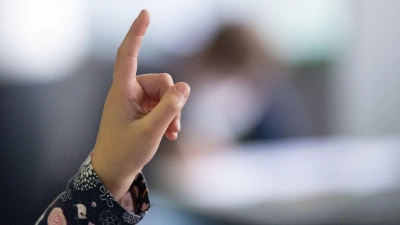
[36,154,150,225]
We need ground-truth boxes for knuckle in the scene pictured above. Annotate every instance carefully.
[163,97,181,113]
[116,46,124,58]
[117,47,138,59]
[160,73,173,84]
[126,52,139,59]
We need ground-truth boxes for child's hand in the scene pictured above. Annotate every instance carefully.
[91,10,190,201]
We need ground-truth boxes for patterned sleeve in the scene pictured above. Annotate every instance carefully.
[35,154,150,225]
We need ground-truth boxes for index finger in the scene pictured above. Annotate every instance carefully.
[114,10,150,85]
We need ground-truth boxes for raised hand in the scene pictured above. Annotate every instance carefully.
[91,10,190,201]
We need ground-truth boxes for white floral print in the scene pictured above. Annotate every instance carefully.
[73,157,100,191]
[60,188,71,201]
[122,211,146,224]
[99,210,121,225]
[36,155,150,225]
[100,186,115,207]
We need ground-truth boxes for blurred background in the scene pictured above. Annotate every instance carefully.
[0,0,400,224]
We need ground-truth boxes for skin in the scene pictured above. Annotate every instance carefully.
[91,10,191,202]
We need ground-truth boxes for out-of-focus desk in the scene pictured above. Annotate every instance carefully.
[156,137,400,224]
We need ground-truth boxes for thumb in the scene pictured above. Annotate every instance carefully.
[143,82,190,136]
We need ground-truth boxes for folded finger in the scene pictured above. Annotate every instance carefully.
[137,74,181,133]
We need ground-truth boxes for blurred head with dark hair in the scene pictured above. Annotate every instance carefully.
[199,24,284,80]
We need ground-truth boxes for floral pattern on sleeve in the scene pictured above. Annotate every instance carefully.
[35,155,150,225]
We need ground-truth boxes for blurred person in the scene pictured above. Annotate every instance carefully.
[142,24,311,225]
[165,24,310,156]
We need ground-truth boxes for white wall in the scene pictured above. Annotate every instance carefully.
[330,0,400,135]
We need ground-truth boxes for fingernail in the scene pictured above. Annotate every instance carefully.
[135,10,148,23]
[176,82,190,98]
[138,9,146,18]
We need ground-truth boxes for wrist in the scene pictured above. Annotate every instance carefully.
[91,148,142,201]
